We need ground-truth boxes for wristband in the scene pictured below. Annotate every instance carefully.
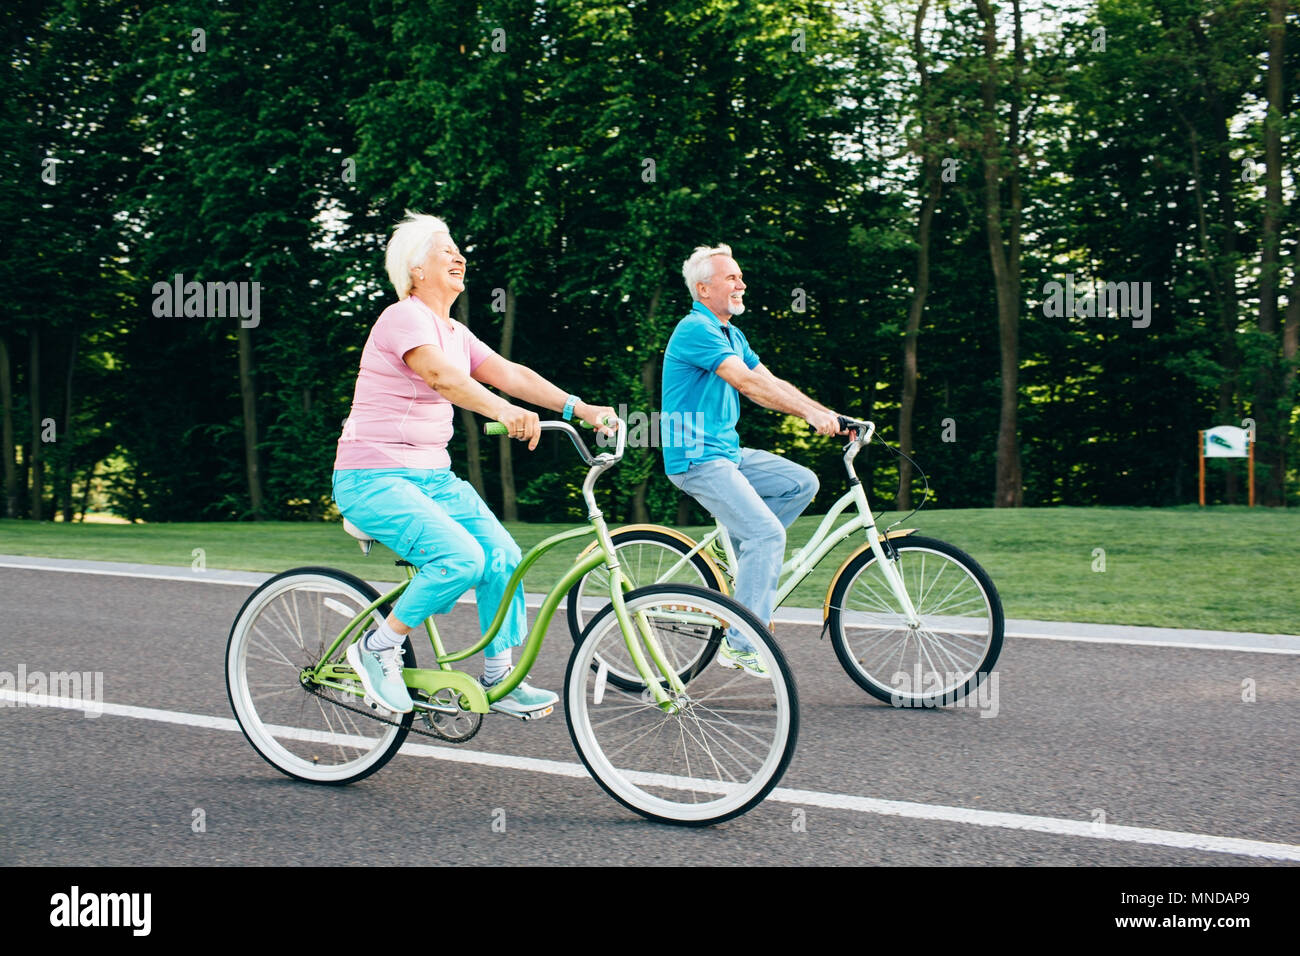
[562,394,581,421]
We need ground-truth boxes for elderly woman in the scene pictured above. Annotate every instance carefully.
[333,211,616,716]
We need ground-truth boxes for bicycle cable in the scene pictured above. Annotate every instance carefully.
[866,430,931,533]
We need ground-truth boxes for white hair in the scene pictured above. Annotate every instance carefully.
[682,244,734,301]
[386,210,451,298]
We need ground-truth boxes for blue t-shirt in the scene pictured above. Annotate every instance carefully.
[660,301,761,474]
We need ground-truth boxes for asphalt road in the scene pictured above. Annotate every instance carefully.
[1,564,1297,867]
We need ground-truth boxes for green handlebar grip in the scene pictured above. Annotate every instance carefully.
[486,416,614,436]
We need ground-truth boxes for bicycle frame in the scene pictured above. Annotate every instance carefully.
[310,419,690,713]
[650,420,923,626]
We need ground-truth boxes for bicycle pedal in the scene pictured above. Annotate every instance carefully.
[362,694,393,717]
[489,703,555,721]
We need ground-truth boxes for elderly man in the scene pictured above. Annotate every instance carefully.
[661,244,843,677]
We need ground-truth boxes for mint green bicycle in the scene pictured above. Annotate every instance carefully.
[567,417,1004,707]
[225,418,799,825]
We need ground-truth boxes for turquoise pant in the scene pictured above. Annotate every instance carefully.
[331,468,526,657]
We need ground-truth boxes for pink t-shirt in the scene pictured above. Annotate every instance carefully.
[334,296,494,470]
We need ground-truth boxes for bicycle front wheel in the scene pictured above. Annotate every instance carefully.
[827,536,1003,706]
[566,529,727,692]
[225,567,414,784]
[565,584,798,826]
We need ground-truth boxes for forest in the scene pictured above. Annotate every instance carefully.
[2,0,1296,524]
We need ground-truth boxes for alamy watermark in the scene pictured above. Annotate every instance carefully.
[0,665,104,718]
[596,405,706,458]
[889,670,999,718]
[151,273,261,328]
[50,886,150,936]
[1041,274,1150,328]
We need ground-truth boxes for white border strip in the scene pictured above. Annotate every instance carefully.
[4,689,1297,862]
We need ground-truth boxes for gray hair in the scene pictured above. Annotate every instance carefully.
[682,244,734,301]
[386,210,451,298]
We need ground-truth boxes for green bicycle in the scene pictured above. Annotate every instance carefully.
[567,417,1004,707]
[225,417,799,825]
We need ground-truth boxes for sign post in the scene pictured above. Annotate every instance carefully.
[1199,425,1254,506]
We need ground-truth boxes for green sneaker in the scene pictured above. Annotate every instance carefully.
[715,636,770,680]
[480,668,558,718]
[346,636,413,713]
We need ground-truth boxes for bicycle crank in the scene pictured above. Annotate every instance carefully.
[301,681,482,744]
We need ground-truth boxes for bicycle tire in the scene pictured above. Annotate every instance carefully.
[565,583,798,826]
[225,567,415,784]
[827,537,1003,706]
[566,529,727,691]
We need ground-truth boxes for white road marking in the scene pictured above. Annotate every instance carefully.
[0,559,263,587]
[5,688,1297,862]
[1000,631,1300,654]
[3,557,1298,653]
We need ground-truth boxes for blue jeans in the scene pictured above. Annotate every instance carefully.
[667,449,818,650]
[332,468,526,657]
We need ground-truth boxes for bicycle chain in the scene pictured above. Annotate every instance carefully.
[301,679,482,744]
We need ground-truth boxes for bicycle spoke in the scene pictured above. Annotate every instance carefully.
[830,539,1002,704]
[568,585,794,824]
[228,571,409,784]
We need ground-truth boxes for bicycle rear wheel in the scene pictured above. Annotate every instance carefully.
[565,584,798,826]
[225,567,414,784]
[827,537,1003,706]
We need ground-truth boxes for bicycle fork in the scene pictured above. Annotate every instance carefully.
[842,428,922,629]
[593,514,687,711]
[850,482,922,628]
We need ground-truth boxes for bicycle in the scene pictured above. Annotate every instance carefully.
[567,417,1003,707]
[225,416,799,826]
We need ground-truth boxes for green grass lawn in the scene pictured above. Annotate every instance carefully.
[1,506,1295,633]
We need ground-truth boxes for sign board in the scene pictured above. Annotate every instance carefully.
[1203,425,1250,458]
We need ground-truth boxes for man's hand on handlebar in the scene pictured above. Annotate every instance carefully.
[806,410,846,437]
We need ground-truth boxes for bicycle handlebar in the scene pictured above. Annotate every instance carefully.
[837,416,875,446]
[483,416,626,465]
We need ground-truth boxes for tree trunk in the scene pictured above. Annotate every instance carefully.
[974,0,1024,507]
[0,336,16,519]
[1278,251,1300,503]
[1199,17,1245,504]
[60,328,79,522]
[28,328,42,520]
[630,354,658,523]
[1253,0,1286,504]
[498,282,518,521]
[455,292,486,499]
[78,459,97,522]
[237,319,263,519]
[898,175,939,511]
[898,0,939,512]
[1177,111,1239,502]
[630,284,663,524]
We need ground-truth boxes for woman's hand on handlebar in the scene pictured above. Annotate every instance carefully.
[577,403,620,437]
[498,405,541,450]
